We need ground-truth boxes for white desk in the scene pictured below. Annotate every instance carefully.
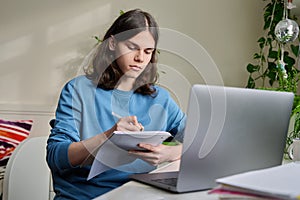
[93,160,219,200]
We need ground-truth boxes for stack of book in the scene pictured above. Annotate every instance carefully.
[209,162,300,200]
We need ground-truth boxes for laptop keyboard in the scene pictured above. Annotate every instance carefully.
[151,178,178,187]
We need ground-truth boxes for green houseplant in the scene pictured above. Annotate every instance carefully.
[246,0,300,158]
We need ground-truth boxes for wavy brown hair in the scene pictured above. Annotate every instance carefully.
[85,9,159,96]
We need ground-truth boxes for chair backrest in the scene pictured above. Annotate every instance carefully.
[3,136,51,200]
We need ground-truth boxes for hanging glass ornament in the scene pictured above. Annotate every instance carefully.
[275,19,299,43]
[275,0,299,43]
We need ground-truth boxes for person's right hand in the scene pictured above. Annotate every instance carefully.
[116,116,144,131]
[108,115,144,135]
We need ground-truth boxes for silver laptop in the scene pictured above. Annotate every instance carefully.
[130,84,294,193]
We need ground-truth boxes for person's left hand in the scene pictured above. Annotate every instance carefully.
[128,143,182,166]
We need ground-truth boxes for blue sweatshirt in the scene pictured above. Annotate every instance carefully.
[46,75,186,200]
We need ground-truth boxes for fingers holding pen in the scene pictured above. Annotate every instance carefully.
[138,123,144,131]
[113,114,144,131]
[122,116,144,131]
[130,116,144,131]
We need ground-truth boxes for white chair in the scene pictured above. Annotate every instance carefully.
[3,136,54,200]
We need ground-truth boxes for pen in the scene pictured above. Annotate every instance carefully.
[111,112,123,120]
[112,112,133,125]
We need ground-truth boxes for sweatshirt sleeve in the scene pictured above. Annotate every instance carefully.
[155,86,186,143]
[46,79,82,173]
[167,96,186,143]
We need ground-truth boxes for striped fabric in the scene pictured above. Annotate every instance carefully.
[0,119,33,166]
[0,119,32,196]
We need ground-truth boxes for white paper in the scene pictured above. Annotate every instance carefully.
[87,139,137,180]
[88,131,171,180]
[216,162,300,199]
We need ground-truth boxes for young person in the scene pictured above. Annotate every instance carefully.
[46,9,186,199]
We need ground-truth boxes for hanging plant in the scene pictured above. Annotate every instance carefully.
[245,0,300,158]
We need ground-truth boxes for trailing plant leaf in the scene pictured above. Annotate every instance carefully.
[246,0,300,158]
[247,64,260,73]
[253,53,261,59]
[246,76,255,88]
[258,37,266,49]
[291,44,299,57]
[268,50,278,59]
[119,10,125,15]
[92,35,102,44]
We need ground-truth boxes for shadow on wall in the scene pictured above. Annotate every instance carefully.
[0,0,115,105]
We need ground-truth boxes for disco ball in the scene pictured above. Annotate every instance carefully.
[275,19,299,43]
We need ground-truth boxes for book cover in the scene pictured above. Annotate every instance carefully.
[212,162,300,200]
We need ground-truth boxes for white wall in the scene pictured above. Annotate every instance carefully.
[0,0,264,112]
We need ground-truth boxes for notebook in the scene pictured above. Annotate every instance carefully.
[213,162,300,199]
[130,84,294,193]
